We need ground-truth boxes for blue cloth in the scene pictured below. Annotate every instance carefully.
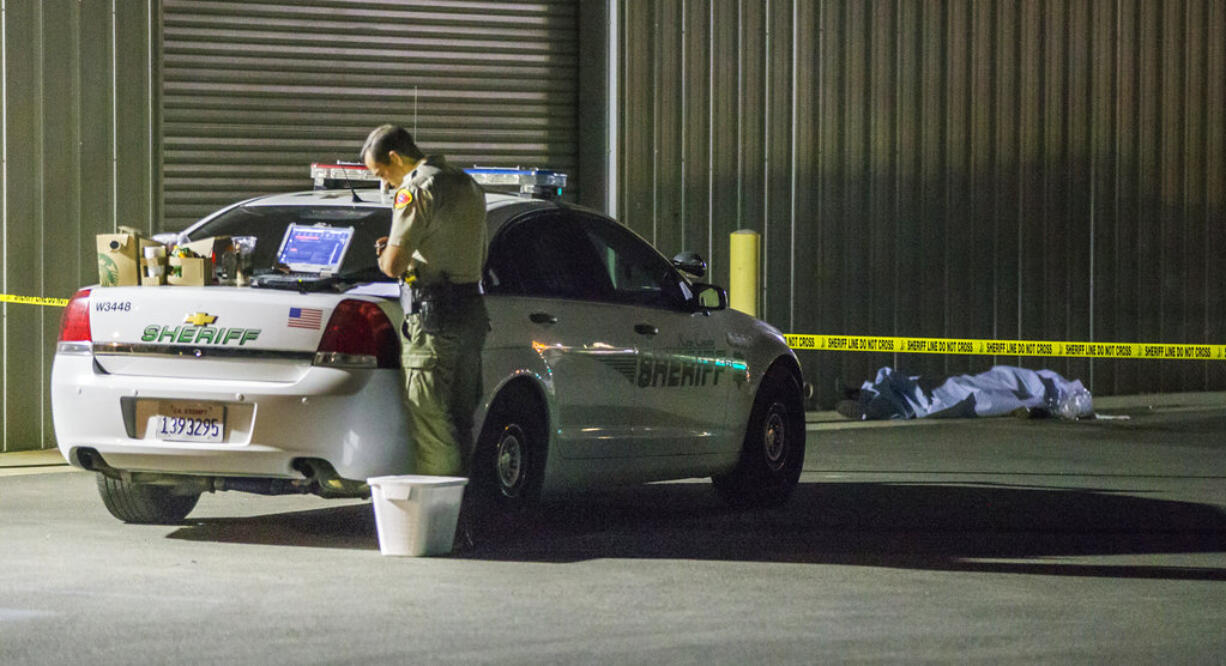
[857,366,1092,420]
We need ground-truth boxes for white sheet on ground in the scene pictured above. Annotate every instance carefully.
[856,365,1093,420]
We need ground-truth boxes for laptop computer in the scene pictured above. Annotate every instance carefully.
[251,223,356,290]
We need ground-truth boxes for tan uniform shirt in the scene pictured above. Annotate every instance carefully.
[387,156,487,285]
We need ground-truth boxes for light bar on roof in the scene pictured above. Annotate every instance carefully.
[310,162,381,189]
[464,167,567,190]
[308,162,568,198]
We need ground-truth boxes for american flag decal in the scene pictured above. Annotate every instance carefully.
[288,307,323,330]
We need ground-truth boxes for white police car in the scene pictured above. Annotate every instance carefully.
[52,165,805,524]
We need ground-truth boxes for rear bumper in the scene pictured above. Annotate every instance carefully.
[51,352,412,481]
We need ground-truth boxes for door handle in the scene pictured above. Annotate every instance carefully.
[529,312,558,324]
[634,323,658,336]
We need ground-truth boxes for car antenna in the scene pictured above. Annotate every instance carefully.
[340,167,362,203]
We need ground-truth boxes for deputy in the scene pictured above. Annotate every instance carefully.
[361,124,489,478]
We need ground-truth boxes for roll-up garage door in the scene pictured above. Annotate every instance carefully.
[160,0,579,230]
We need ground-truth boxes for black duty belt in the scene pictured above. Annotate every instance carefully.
[400,280,482,315]
[410,281,482,300]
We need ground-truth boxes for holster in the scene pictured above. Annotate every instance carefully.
[400,279,482,335]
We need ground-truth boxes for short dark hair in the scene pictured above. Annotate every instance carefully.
[361,124,423,164]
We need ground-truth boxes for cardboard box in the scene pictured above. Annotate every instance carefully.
[179,236,231,283]
[140,258,167,286]
[167,256,214,286]
[180,236,231,261]
[96,233,162,287]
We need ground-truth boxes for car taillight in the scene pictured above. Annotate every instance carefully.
[314,299,398,369]
[58,289,92,343]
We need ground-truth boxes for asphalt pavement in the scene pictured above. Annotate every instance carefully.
[2,394,1225,664]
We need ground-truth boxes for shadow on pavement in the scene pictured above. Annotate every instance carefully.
[169,503,378,551]
[167,481,1226,579]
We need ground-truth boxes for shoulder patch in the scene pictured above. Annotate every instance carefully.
[394,189,413,210]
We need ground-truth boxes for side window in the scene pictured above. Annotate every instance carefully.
[576,215,691,309]
[484,213,607,300]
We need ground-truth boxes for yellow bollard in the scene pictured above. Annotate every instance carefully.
[729,229,760,317]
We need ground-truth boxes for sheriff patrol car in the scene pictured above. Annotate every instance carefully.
[52,165,805,525]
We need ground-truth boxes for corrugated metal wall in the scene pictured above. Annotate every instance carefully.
[617,0,1226,408]
[161,0,580,230]
[4,0,1224,450]
[1,0,156,452]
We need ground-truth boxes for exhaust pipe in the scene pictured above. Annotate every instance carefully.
[212,477,309,496]
[292,458,369,498]
[74,448,100,471]
[72,449,363,498]
[73,448,119,477]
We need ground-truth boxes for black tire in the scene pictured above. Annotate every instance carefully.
[95,473,201,524]
[469,386,547,526]
[713,365,806,508]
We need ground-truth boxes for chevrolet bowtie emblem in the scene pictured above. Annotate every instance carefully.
[184,312,217,327]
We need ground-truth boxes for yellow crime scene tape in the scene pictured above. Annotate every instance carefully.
[0,293,69,307]
[3,293,1221,360]
[785,334,1226,361]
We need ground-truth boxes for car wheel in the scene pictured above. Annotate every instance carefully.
[95,473,201,524]
[713,365,806,508]
[470,386,547,524]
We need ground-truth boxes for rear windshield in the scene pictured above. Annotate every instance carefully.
[187,205,394,282]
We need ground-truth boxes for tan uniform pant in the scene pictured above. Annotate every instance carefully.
[400,297,488,476]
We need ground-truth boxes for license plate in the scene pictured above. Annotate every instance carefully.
[153,402,225,443]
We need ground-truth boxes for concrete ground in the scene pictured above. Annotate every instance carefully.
[2,394,1225,664]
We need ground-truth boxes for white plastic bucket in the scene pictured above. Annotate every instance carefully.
[367,475,468,557]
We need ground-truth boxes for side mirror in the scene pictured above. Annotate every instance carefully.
[693,283,728,311]
[152,232,180,246]
[672,251,707,278]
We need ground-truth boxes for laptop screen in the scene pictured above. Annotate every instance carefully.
[274,224,355,274]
